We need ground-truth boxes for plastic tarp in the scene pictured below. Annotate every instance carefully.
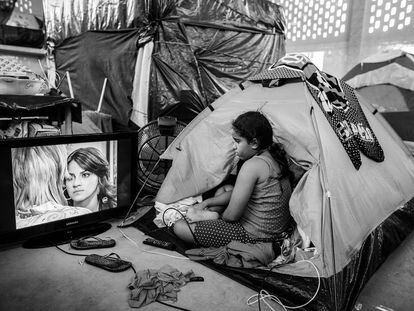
[44,0,285,45]
[44,0,143,43]
[55,29,140,126]
[52,0,286,126]
[147,0,285,124]
[0,0,45,48]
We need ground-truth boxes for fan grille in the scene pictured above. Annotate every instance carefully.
[137,119,186,193]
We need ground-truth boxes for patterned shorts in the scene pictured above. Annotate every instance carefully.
[193,219,254,248]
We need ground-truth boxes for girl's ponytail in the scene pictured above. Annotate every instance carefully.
[268,143,294,185]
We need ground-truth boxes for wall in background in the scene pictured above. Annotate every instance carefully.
[274,0,414,77]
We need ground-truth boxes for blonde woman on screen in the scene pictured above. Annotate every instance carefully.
[13,145,90,229]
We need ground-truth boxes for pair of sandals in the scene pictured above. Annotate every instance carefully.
[70,236,132,272]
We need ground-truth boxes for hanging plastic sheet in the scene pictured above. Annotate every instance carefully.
[0,0,45,48]
[147,0,286,123]
[44,0,285,45]
[43,0,143,44]
[52,0,286,125]
[55,29,140,126]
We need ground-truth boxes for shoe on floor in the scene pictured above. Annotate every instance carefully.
[85,253,132,272]
[70,236,116,250]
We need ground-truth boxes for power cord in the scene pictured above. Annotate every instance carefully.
[161,207,201,246]
[156,300,192,311]
[246,259,321,311]
[119,158,161,227]
[118,228,189,261]
[55,244,87,257]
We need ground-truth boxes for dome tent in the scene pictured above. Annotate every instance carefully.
[155,54,414,309]
[342,49,414,152]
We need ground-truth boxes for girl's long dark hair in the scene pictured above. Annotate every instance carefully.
[232,111,293,184]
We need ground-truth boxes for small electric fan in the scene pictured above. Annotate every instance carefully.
[137,116,186,193]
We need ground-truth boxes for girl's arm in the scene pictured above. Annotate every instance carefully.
[193,190,232,213]
[203,190,232,208]
[221,159,260,222]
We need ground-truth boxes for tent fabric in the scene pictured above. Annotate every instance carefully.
[355,84,414,112]
[342,49,414,152]
[343,49,414,92]
[156,55,414,278]
[133,197,414,311]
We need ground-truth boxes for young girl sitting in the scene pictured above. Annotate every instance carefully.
[173,111,294,248]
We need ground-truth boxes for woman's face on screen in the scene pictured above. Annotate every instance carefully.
[65,160,99,208]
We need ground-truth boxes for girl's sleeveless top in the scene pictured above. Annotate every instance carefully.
[239,153,292,240]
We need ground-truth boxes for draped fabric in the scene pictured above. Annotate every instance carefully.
[249,53,384,169]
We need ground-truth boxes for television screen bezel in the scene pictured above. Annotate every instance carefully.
[0,131,138,247]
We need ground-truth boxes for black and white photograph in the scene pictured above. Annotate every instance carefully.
[0,0,414,311]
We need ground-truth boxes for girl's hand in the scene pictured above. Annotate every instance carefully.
[191,201,208,210]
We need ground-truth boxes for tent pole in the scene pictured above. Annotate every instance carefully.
[310,103,339,310]
[328,195,339,311]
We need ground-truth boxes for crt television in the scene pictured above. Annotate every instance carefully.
[0,131,138,248]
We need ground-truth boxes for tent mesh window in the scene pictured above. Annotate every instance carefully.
[137,116,186,193]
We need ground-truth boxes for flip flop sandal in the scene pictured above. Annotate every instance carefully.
[70,236,116,250]
[85,253,132,272]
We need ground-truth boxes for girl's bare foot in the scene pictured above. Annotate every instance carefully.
[186,206,219,223]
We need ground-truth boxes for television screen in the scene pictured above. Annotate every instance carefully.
[0,131,138,247]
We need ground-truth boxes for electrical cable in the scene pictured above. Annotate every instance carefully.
[246,259,321,311]
[161,207,201,246]
[119,157,161,227]
[156,300,192,311]
[55,244,87,257]
[119,228,189,261]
